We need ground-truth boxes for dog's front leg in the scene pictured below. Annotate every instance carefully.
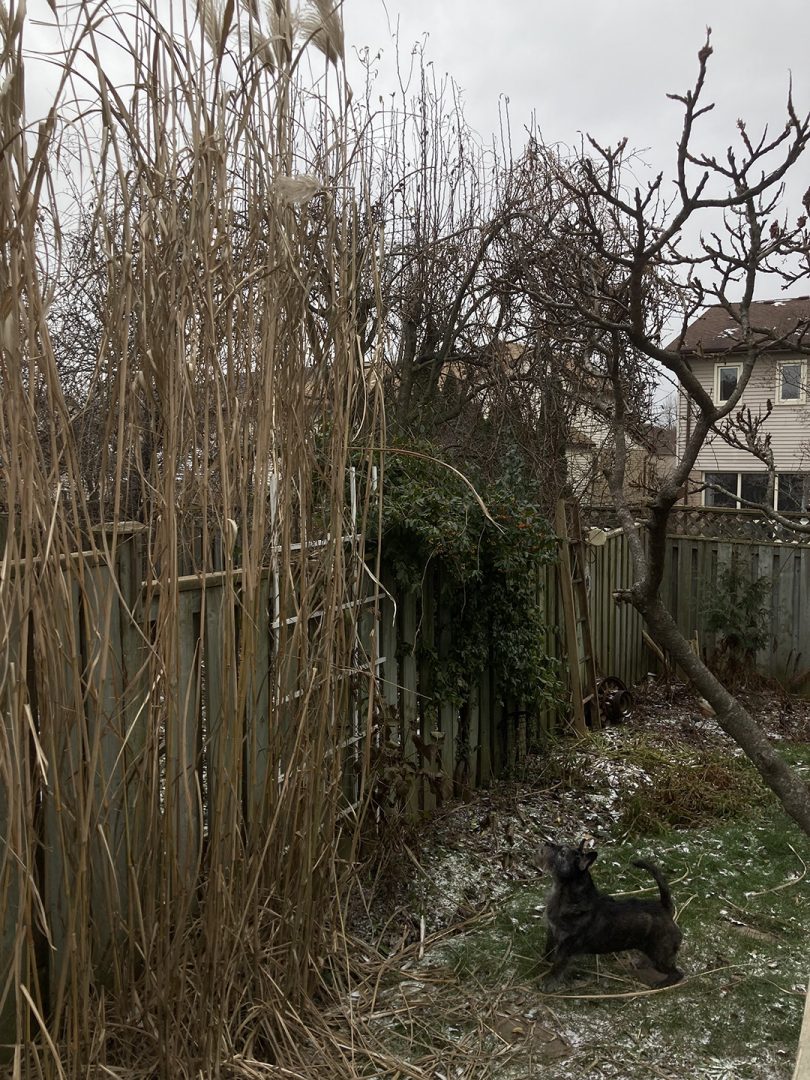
[542,944,572,990]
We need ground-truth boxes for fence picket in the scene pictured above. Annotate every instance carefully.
[169,590,203,893]
[83,561,128,974]
[245,575,272,832]
[478,666,492,786]
[420,574,437,814]
[400,592,420,816]
[437,591,455,804]
[41,570,83,1014]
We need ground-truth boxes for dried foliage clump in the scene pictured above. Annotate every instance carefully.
[0,0,397,1074]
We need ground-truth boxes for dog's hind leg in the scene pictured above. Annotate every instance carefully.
[643,946,683,986]
[653,967,684,987]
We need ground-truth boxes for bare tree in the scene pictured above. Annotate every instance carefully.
[352,58,587,502]
[530,35,810,834]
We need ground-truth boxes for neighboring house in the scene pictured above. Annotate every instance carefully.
[675,297,810,510]
[567,418,676,505]
[565,356,676,504]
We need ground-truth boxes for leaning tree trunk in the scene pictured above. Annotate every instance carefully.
[639,595,810,836]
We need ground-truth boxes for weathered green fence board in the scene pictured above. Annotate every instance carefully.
[775,550,798,679]
[0,649,25,1048]
[661,535,810,685]
[420,574,437,814]
[41,570,83,1014]
[169,590,203,893]
[245,575,272,832]
[467,681,481,793]
[379,592,398,708]
[478,666,492,786]
[400,592,420,817]
[437,593,456,805]
[83,561,128,972]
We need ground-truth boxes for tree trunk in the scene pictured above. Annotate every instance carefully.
[640,595,810,836]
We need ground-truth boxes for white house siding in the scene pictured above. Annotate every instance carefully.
[676,353,810,475]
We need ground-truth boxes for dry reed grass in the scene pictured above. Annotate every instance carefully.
[0,0,421,1074]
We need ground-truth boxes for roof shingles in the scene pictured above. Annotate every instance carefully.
[677,296,810,354]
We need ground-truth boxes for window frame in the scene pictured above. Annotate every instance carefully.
[776,473,808,513]
[713,362,742,405]
[703,470,809,512]
[703,472,740,508]
[775,359,806,406]
[739,472,770,508]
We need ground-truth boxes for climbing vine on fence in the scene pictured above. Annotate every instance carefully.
[375,446,563,712]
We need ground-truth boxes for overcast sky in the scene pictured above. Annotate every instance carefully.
[24,1,810,196]
[343,0,810,295]
[20,0,810,306]
[343,0,810,163]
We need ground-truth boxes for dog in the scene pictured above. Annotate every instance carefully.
[540,840,683,989]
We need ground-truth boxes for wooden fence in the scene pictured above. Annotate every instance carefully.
[662,530,810,687]
[373,527,650,815]
[0,524,383,1046]
[586,528,649,689]
[6,503,810,1044]
[374,560,564,817]
[0,524,646,1002]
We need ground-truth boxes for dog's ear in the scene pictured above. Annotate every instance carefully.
[577,850,597,871]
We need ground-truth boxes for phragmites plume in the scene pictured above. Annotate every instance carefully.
[273,172,323,205]
[298,0,344,65]
[197,0,233,51]
[1,0,27,45]
[197,0,343,70]
[264,0,295,66]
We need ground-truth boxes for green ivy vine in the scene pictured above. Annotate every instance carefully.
[374,445,563,713]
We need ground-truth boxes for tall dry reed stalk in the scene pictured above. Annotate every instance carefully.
[0,0,389,1074]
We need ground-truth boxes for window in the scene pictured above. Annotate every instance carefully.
[714,363,741,404]
[777,473,808,512]
[777,361,804,404]
[740,473,769,507]
[704,472,738,507]
[704,471,809,511]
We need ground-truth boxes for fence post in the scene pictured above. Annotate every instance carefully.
[400,591,420,816]
[82,546,130,979]
[41,567,84,1021]
[0,663,26,1052]
[437,584,456,803]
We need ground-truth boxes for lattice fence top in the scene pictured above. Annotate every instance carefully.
[583,504,810,545]
[666,507,810,544]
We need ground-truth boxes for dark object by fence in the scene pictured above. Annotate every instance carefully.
[597,676,633,724]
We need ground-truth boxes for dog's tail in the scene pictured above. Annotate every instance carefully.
[632,859,674,914]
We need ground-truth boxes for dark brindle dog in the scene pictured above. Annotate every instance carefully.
[541,840,683,988]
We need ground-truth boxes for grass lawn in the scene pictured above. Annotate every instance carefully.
[345,702,810,1079]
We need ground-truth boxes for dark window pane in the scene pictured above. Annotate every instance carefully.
[718,366,738,402]
[780,363,802,402]
[705,472,738,507]
[778,473,807,512]
[740,473,769,507]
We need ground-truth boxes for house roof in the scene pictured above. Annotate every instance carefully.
[677,296,810,354]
